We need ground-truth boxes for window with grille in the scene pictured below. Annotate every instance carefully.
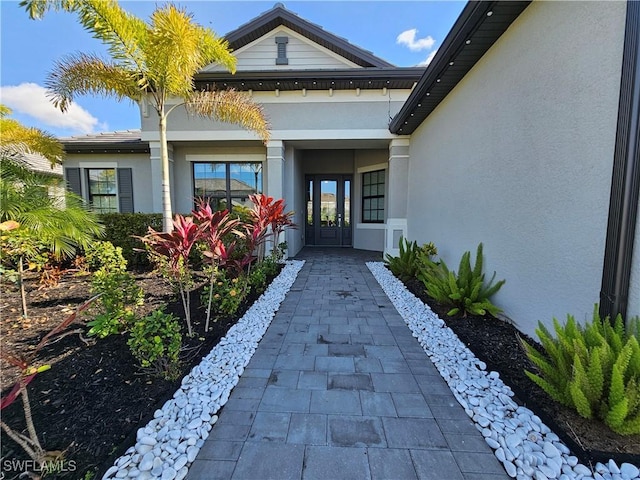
[87,168,117,213]
[362,170,385,223]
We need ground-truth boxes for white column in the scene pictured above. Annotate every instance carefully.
[266,140,285,200]
[385,137,410,257]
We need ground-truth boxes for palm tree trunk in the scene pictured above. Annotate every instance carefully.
[159,109,173,233]
[19,255,28,318]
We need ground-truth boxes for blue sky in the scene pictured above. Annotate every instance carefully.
[0,1,465,138]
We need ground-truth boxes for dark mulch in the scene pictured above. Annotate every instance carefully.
[0,269,277,479]
[404,277,640,469]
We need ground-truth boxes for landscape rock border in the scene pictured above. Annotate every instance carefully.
[366,261,639,480]
[103,260,305,480]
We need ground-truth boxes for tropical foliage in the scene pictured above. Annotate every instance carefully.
[0,106,103,316]
[418,243,505,317]
[522,306,640,435]
[23,0,270,232]
[384,236,437,283]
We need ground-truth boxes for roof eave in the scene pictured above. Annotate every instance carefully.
[194,68,424,91]
[390,1,531,135]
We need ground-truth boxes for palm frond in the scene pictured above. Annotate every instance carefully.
[185,89,270,144]
[0,116,64,165]
[144,5,236,99]
[46,53,141,111]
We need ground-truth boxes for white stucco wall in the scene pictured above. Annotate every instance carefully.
[405,1,626,337]
[64,153,154,213]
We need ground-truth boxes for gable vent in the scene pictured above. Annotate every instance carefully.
[275,36,288,65]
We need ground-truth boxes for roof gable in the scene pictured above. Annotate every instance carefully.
[221,3,394,69]
[203,25,361,72]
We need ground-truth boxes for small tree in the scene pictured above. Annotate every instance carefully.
[139,215,201,336]
[192,199,242,332]
[0,106,103,316]
[23,0,270,232]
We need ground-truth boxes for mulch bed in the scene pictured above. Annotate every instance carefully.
[1,268,638,479]
[0,269,276,479]
[404,277,640,469]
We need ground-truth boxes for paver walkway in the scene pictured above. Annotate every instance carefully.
[187,248,509,480]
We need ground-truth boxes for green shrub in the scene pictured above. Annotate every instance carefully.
[98,213,163,270]
[522,306,640,435]
[85,240,127,272]
[128,308,182,380]
[87,269,143,338]
[247,257,280,295]
[384,236,437,283]
[202,271,250,318]
[418,242,504,317]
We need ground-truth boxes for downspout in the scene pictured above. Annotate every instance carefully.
[599,0,640,323]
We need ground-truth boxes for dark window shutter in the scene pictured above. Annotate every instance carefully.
[117,168,134,213]
[65,168,82,197]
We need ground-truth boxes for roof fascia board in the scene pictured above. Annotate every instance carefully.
[195,67,425,82]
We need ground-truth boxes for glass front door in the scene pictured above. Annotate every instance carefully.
[305,175,352,246]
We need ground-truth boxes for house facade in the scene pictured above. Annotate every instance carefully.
[62,0,639,337]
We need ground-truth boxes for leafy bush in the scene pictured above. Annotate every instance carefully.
[85,240,127,272]
[202,271,250,319]
[418,242,504,317]
[86,240,143,338]
[128,309,182,380]
[87,269,143,338]
[98,213,163,270]
[384,236,437,282]
[248,257,280,295]
[522,306,640,435]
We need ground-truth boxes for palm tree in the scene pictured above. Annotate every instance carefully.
[22,0,271,232]
[1,105,104,316]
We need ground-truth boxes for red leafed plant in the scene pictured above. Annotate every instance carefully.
[139,215,202,336]
[192,199,243,332]
[0,296,98,466]
[247,194,296,262]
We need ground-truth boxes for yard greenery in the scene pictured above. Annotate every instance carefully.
[384,236,437,283]
[417,242,505,317]
[522,306,640,435]
[23,0,270,232]
[128,309,182,380]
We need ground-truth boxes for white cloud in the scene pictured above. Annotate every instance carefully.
[418,49,438,67]
[0,83,104,134]
[396,29,436,52]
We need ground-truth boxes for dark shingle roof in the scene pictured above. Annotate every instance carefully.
[61,130,149,153]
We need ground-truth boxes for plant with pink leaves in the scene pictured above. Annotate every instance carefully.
[139,215,202,336]
[192,199,243,331]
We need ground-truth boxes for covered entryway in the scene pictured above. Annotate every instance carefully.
[305,175,352,246]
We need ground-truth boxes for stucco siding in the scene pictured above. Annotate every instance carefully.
[204,26,359,72]
[142,97,406,137]
[406,1,626,337]
[65,153,153,213]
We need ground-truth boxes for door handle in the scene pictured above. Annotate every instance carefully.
[337,214,342,228]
